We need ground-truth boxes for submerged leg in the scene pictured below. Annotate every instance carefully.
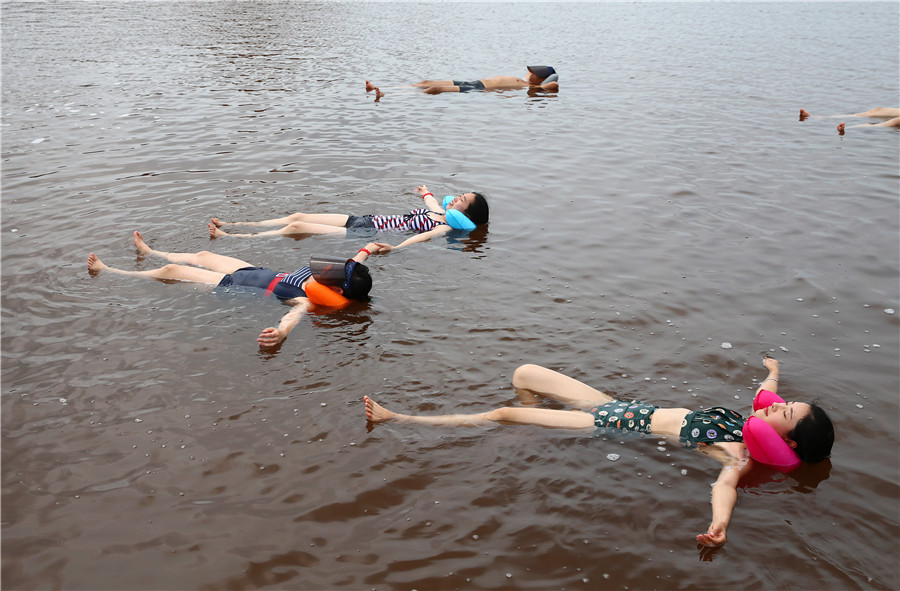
[211,213,350,228]
[210,220,349,239]
[363,396,594,430]
[88,253,225,284]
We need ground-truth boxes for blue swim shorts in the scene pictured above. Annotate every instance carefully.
[452,80,486,93]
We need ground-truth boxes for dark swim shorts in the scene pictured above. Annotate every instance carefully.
[590,401,658,434]
[344,215,377,236]
[218,266,279,290]
[216,266,306,300]
[452,80,486,93]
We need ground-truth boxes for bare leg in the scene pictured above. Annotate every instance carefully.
[412,80,455,88]
[210,220,350,239]
[88,253,225,284]
[134,231,252,273]
[851,108,900,118]
[363,396,594,430]
[211,213,350,228]
[838,117,900,134]
[512,364,616,409]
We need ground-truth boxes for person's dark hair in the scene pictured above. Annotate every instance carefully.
[464,192,489,226]
[789,403,834,463]
[344,263,372,301]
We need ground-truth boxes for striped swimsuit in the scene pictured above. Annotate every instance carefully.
[370,209,446,233]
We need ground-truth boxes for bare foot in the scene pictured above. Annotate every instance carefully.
[87,253,107,274]
[800,108,810,121]
[210,217,224,228]
[365,79,378,93]
[209,223,226,239]
[837,122,845,135]
[375,87,384,102]
[133,231,152,255]
[364,395,395,423]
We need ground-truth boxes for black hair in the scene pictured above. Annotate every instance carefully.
[789,403,834,463]
[344,263,372,301]
[464,192,490,226]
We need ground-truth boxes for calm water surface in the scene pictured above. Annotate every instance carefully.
[2,2,898,590]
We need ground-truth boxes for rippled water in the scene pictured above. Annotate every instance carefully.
[3,2,898,590]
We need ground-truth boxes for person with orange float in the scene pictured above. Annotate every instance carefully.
[364,356,834,547]
[209,184,489,254]
[87,231,378,348]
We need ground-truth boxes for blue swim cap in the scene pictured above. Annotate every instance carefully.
[527,66,556,79]
[442,195,476,231]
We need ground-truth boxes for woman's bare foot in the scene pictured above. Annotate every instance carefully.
[364,395,396,423]
[210,217,224,228]
[87,253,107,274]
[209,223,227,239]
[837,122,846,135]
[800,108,810,121]
[133,231,153,255]
[374,87,384,102]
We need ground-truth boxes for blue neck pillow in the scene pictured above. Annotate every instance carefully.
[442,195,476,231]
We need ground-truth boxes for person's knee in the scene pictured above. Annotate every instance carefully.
[485,407,513,422]
[197,250,214,258]
[159,264,182,277]
[287,212,306,222]
[285,221,306,232]
[512,364,542,388]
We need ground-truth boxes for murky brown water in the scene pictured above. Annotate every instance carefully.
[3,2,898,590]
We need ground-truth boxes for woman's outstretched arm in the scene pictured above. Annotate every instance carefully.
[756,356,780,396]
[696,443,755,547]
[258,299,310,348]
[372,225,453,254]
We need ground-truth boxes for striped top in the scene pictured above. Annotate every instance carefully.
[270,266,313,300]
[370,209,446,234]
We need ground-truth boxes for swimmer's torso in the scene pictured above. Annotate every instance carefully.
[479,75,531,90]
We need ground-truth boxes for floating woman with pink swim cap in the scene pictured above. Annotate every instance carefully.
[364,355,834,547]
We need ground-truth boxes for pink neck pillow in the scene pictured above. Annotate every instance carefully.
[303,279,351,309]
[743,389,802,472]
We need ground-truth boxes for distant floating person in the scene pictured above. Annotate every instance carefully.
[366,66,559,101]
[799,107,900,134]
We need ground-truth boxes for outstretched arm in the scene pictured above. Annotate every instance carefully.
[756,356,780,395]
[416,184,444,213]
[696,444,754,547]
[372,225,453,254]
[258,299,310,348]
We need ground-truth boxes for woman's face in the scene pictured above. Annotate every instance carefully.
[446,193,477,213]
[754,401,811,440]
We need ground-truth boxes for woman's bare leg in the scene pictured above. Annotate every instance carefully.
[133,231,251,274]
[412,79,455,88]
[88,253,225,284]
[211,213,350,228]
[363,396,594,430]
[851,108,900,118]
[512,364,616,409]
[209,220,350,239]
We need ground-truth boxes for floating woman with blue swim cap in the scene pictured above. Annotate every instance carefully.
[365,66,559,100]
[210,184,489,254]
[87,232,379,348]
[364,356,834,547]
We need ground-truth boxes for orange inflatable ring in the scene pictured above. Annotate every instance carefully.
[303,279,351,309]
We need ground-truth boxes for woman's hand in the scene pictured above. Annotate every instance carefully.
[372,242,394,254]
[258,327,286,348]
[416,184,430,197]
[696,522,727,547]
[763,356,780,371]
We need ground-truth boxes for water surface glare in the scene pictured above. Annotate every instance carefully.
[2,2,899,590]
